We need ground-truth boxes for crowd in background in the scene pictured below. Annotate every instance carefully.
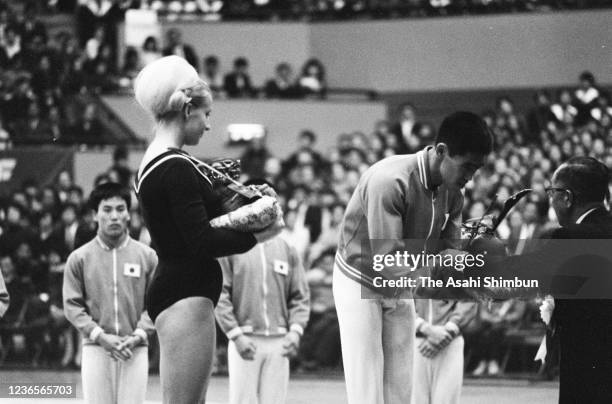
[1,0,611,379]
[0,1,119,147]
[131,0,612,20]
[0,0,329,148]
[1,67,610,375]
[132,29,329,99]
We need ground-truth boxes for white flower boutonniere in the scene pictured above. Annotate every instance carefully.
[539,295,555,325]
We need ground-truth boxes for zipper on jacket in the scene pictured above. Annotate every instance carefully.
[427,193,436,326]
[424,193,436,251]
[260,245,271,336]
[112,249,119,335]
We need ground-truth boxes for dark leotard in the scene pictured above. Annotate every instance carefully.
[135,149,256,322]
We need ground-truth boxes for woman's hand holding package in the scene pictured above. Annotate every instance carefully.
[210,195,284,232]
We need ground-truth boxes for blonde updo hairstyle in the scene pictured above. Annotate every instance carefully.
[134,55,211,122]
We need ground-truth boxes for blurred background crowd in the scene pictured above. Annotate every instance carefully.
[0,0,611,381]
[79,0,612,21]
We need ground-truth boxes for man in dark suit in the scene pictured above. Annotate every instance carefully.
[540,157,612,404]
[459,157,612,403]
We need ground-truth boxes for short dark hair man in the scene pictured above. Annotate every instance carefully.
[334,111,492,404]
[63,183,157,404]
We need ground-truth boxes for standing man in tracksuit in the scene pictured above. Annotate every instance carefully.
[63,182,157,404]
[333,111,492,404]
[412,299,477,404]
[215,196,310,404]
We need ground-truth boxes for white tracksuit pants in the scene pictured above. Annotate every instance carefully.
[81,345,148,404]
[411,336,464,404]
[228,335,289,404]
[333,264,416,404]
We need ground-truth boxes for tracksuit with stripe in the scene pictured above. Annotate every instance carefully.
[215,237,310,404]
[334,146,464,404]
[63,235,157,404]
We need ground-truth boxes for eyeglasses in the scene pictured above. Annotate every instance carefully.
[545,187,572,198]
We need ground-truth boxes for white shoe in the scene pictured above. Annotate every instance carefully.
[472,360,487,376]
[487,360,500,375]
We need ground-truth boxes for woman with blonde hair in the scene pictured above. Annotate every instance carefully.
[133,56,281,403]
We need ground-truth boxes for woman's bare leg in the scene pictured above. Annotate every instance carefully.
[155,297,216,404]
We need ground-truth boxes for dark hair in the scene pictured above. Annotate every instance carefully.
[143,36,158,51]
[68,185,84,196]
[276,62,291,73]
[555,157,610,204]
[301,58,325,81]
[88,182,131,211]
[113,145,128,162]
[579,71,595,85]
[234,57,248,68]
[436,111,493,157]
[204,55,219,66]
[299,130,316,143]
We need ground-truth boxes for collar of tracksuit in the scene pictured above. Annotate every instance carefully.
[95,234,130,251]
[416,146,436,192]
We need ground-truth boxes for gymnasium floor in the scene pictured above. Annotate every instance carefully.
[0,370,559,403]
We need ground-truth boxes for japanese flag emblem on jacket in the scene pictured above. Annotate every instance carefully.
[124,263,141,278]
[273,260,289,276]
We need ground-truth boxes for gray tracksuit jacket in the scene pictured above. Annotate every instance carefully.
[335,146,464,295]
[215,237,310,340]
[63,235,157,345]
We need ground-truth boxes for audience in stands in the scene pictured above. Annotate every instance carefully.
[223,56,256,98]
[132,0,612,20]
[264,62,300,99]
[161,28,199,72]
[391,102,422,153]
[297,58,327,99]
[201,54,223,96]
[574,70,600,126]
[140,36,161,67]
